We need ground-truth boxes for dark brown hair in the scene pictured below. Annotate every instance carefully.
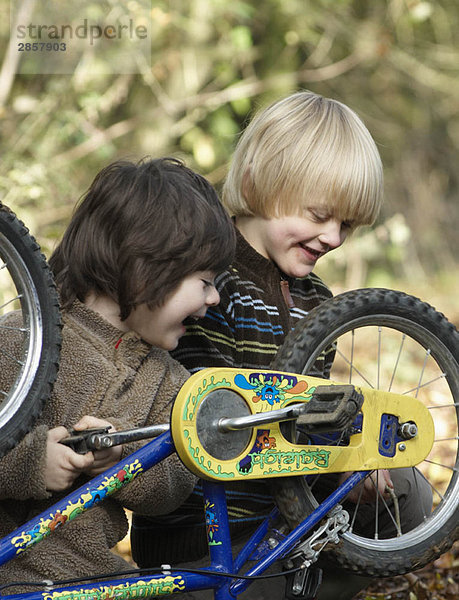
[50,157,236,320]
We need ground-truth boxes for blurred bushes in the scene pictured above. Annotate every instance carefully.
[0,0,457,283]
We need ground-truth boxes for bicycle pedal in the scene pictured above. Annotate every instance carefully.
[297,384,363,434]
[285,566,322,599]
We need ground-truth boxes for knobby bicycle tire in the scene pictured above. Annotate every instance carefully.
[270,288,458,577]
[0,205,61,457]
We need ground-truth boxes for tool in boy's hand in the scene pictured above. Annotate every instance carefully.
[59,424,170,454]
[59,427,111,454]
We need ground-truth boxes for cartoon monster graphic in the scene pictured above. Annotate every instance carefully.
[258,385,277,404]
[204,500,221,545]
[237,429,277,473]
[49,511,68,532]
[234,372,310,406]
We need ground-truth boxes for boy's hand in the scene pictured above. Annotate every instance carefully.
[73,416,123,475]
[339,469,393,504]
[45,427,94,491]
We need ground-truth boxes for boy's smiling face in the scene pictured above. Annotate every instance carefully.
[237,206,352,278]
[124,271,219,350]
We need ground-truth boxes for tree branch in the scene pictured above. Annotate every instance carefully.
[0,0,37,108]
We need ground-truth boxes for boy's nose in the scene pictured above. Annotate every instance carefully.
[318,220,345,249]
[207,286,220,306]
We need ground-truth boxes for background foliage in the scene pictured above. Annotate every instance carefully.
[0,0,457,320]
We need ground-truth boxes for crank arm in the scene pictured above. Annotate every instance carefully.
[219,384,363,434]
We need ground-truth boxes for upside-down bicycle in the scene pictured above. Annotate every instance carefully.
[0,204,457,599]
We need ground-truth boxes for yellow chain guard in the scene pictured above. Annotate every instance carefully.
[171,368,434,482]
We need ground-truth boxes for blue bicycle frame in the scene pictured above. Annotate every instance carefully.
[0,430,368,599]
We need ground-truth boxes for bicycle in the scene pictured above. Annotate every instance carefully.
[0,204,457,599]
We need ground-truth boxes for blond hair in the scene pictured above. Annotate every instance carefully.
[223,90,383,226]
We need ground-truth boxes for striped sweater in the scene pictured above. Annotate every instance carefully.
[131,229,334,566]
[172,230,333,372]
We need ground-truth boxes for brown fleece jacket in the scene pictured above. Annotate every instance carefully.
[0,301,195,590]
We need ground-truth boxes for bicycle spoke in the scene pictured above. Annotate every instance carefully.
[403,374,447,396]
[0,294,22,311]
[414,348,430,398]
[0,347,23,365]
[374,471,379,540]
[388,333,405,392]
[373,478,402,537]
[0,325,28,333]
[423,459,458,473]
[412,467,429,521]
[306,473,321,492]
[348,478,366,534]
[427,401,458,409]
[333,344,374,389]
[349,330,355,384]
[412,464,446,503]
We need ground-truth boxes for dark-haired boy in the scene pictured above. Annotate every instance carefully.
[0,157,236,588]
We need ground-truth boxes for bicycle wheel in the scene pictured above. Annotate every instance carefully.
[0,205,61,457]
[271,288,458,577]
